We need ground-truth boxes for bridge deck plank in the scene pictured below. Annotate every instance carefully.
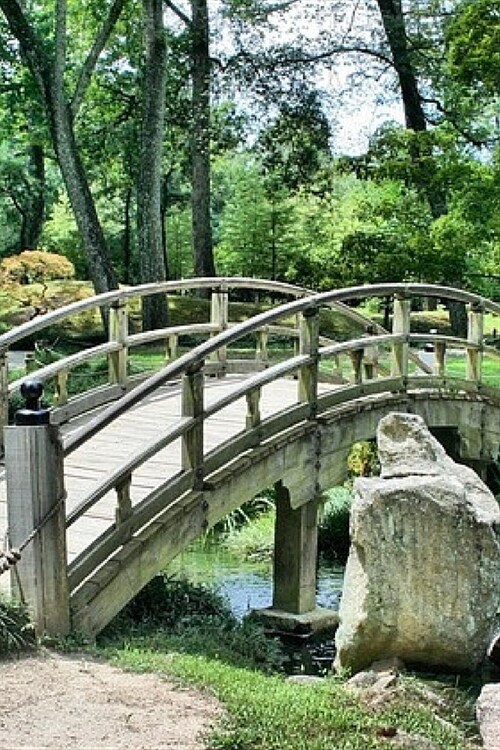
[0,376,305,587]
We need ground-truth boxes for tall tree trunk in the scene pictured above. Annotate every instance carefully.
[20,143,45,250]
[137,0,168,330]
[376,0,466,336]
[123,186,133,285]
[0,0,117,295]
[191,0,216,281]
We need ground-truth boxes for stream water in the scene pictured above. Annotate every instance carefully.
[168,545,344,674]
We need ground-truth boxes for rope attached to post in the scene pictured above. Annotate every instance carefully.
[0,491,67,575]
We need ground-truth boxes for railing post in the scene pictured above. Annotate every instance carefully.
[55,369,69,406]
[25,352,37,374]
[391,292,411,378]
[166,333,178,362]
[466,302,484,383]
[0,348,7,455]
[115,472,132,526]
[4,380,70,637]
[256,328,269,364]
[363,325,379,380]
[434,341,446,377]
[108,299,128,386]
[349,349,363,385]
[182,362,205,490]
[246,388,261,430]
[298,307,319,418]
[210,285,228,373]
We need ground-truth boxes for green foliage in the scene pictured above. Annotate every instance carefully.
[257,86,331,192]
[318,487,352,565]
[100,575,284,673]
[447,0,500,97]
[0,595,35,654]
[347,441,379,478]
[222,508,276,561]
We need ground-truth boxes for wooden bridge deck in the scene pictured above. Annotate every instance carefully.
[1,375,320,576]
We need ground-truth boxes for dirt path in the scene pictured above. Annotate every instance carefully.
[0,650,222,749]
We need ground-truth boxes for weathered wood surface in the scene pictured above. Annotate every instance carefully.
[0,376,308,576]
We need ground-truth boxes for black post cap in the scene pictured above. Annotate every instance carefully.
[15,379,50,426]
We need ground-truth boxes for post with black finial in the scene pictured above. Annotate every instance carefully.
[4,380,70,637]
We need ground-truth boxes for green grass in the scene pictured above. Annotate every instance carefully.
[446,354,500,387]
[91,575,479,750]
[102,646,478,750]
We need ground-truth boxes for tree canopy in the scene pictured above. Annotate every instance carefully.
[0,0,498,309]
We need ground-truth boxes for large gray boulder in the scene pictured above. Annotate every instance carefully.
[335,413,500,674]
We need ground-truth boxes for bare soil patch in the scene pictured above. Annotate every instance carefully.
[0,650,221,749]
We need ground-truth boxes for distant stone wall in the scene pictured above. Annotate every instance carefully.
[335,412,500,674]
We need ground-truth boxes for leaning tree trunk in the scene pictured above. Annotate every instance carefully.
[376,0,466,336]
[137,0,168,330]
[49,94,118,294]
[0,0,117,296]
[191,0,216,283]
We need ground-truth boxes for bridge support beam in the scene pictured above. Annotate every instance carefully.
[273,482,318,614]
[251,482,338,635]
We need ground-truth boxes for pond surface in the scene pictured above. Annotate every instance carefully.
[168,545,344,674]
[168,545,344,620]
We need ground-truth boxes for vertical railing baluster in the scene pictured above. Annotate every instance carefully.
[391,293,411,378]
[466,302,484,383]
[363,325,379,380]
[56,369,68,406]
[108,299,128,387]
[210,284,228,373]
[115,472,132,525]
[182,362,205,490]
[246,387,261,430]
[256,328,269,364]
[434,341,446,378]
[25,352,36,374]
[298,308,319,418]
[349,349,363,385]
[166,334,178,362]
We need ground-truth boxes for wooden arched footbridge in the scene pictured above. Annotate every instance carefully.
[0,278,499,637]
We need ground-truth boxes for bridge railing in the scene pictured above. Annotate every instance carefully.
[1,276,427,453]
[0,278,317,451]
[4,281,500,634]
[61,283,500,597]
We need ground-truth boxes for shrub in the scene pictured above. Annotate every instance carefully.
[100,575,284,672]
[318,486,353,564]
[0,250,75,284]
[347,440,379,477]
[0,595,35,654]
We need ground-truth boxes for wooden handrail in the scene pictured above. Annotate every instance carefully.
[61,282,499,456]
[63,326,500,528]
[0,277,310,350]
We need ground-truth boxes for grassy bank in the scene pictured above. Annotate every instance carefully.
[93,576,480,750]
[1,575,482,749]
[105,646,479,750]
